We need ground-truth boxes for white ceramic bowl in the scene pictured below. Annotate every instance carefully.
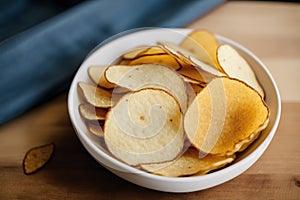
[68,28,281,193]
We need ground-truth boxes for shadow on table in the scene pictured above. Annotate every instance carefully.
[42,122,187,198]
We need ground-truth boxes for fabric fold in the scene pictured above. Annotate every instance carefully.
[0,0,224,124]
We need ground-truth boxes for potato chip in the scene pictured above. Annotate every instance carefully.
[137,46,167,57]
[104,89,184,166]
[193,155,235,176]
[184,77,269,155]
[190,84,204,94]
[87,123,104,137]
[158,41,196,65]
[122,46,151,59]
[105,64,188,112]
[186,84,196,107]
[78,30,271,177]
[233,117,269,153]
[120,46,168,65]
[109,86,130,94]
[217,44,264,98]
[158,41,225,81]
[178,64,209,83]
[159,41,222,73]
[189,56,225,77]
[186,83,204,106]
[79,104,106,120]
[88,66,115,89]
[180,30,223,72]
[181,75,204,85]
[118,59,131,65]
[78,82,112,108]
[181,30,218,60]
[127,54,181,70]
[23,143,55,175]
[141,148,235,177]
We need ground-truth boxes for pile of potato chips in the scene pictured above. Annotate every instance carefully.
[78,29,270,177]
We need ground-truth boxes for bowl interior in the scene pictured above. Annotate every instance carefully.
[68,28,280,177]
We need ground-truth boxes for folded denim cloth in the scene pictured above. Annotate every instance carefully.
[0,0,224,124]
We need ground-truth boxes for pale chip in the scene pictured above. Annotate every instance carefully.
[217,44,264,98]
[186,83,205,108]
[78,82,112,108]
[158,41,225,82]
[104,89,184,166]
[190,84,204,94]
[122,46,151,59]
[181,75,204,85]
[141,148,235,177]
[109,86,130,94]
[158,41,197,66]
[87,123,104,137]
[118,59,131,65]
[88,66,115,89]
[105,64,187,112]
[79,103,106,120]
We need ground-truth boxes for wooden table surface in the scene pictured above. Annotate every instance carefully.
[1,1,299,199]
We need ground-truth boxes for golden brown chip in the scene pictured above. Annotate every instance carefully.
[79,104,106,120]
[158,41,196,65]
[178,64,209,83]
[78,82,112,108]
[191,84,204,94]
[23,143,55,175]
[233,117,269,152]
[189,56,225,77]
[120,46,168,64]
[141,148,235,177]
[184,77,269,155]
[217,44,264,98]
[104,89,185,166]
[118,59,132,65]
[137,46,167,57]
[88,66,115,89]
[127,54,181,70]
[122,46,151,59]
[180,29,223,72]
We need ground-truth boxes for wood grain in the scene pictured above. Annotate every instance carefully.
[0,1,300,199]
[0,95,299,199]
[188,1,300,102]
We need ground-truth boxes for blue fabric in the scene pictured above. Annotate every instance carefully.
[0,0,225,124]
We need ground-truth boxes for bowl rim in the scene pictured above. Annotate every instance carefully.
[67,28,281,183]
